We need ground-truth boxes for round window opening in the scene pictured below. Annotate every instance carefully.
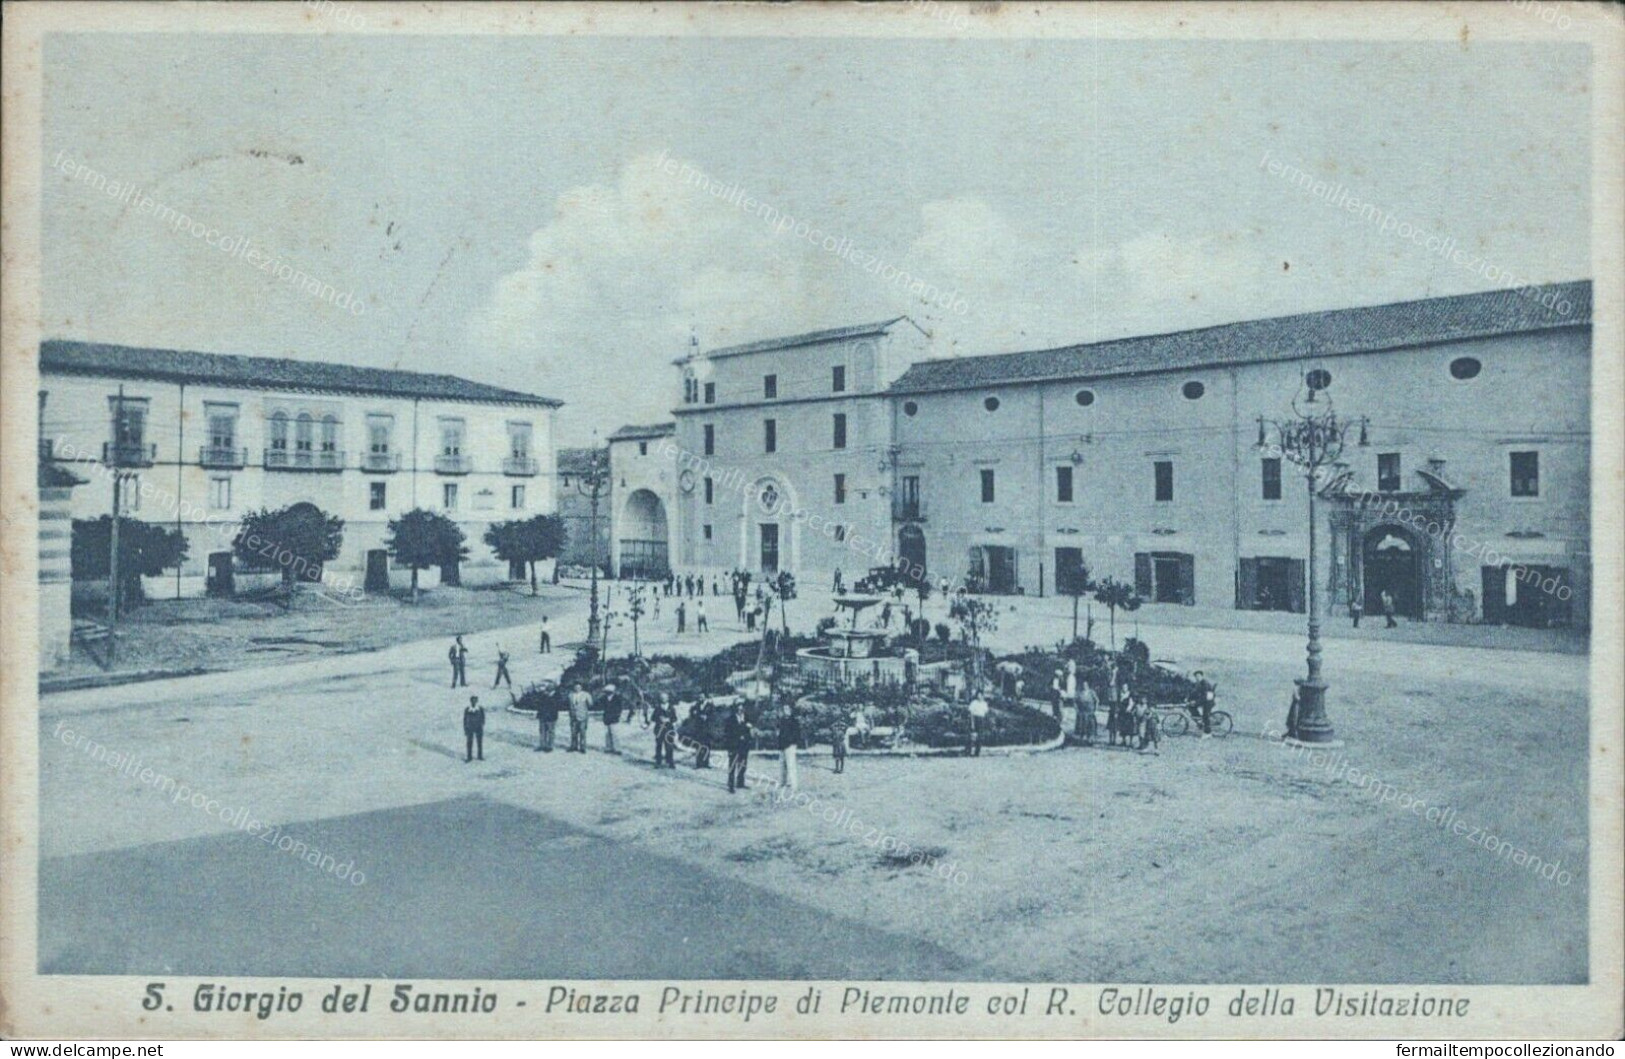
[1074,389,1095,407]
[1449,357,1482,380]
[1305,368,1333,392]
[1182,381,1205,400]
[983,396,1001,412]
[903,401,919,417]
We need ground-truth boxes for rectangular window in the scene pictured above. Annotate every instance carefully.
[111,397,148,447]
[703,424,714,456]
[1378,452,1401,493]
[369,481,386,510]
[367,414,393,454]
[205,404,238,450]
[834,473,846,505]
[1510,450,1540,497]
[1154,460,1174,503]
[833,413,847,450]
[834,525,847,542]
[703,382,715,405]
[208,476,231,510]
[704,476,714,504]
[1261,457,1282,500]
[508,421,533,459]
[764,418,777,453]
[638,441,648,456]
[832,365,846,392]
[439,418,465,456]
[442,483,458,510]
[511,485,526,510]
[120,474,141,514]
[1055,464,1074,503]
[703,523,713,541]
[764,374,777,399]
[980,468,996,503]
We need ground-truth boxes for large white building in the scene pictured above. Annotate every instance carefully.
[40,341,561,597]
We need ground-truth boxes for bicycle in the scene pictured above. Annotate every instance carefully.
[1154,701,1233,737]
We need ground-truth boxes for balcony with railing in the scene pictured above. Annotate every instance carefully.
[198,445,248,469]
[435,453,473,475]
[361,451,402,473]
[104,441,157,468]
[892,496,927,522]
[265,448,345,472]
[502,455,539,476]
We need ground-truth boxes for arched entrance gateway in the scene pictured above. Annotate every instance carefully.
[897,524,926,580]
[1326,465,1464,622]
[617,489,669,579]
[1362,525,1422,619]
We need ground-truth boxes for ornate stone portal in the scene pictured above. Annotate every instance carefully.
[1325,471,1466,622]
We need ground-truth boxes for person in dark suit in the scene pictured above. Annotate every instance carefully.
[1193,670,1216,738]
[691,699,714,769]
[493,647,512,688]
[1381,589,1398,628]
[650,693,678,769]
[463,695,485,762]
[535,685,560,752]
[725,702,753,793]
[601,683,623,754]
[449,635,469,688]
[538,616,552,654]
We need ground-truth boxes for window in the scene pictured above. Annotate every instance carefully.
[1262,457,1282,500]
[764,374,777,399]
[1510,451,1540,497]
[269,412,289,451]
[704,476,714,504]
[703,424,715,456]
[320,414,339,453]
[983,396,1001,412]
[684,376,696,404]
[111,398,148,447]
[832,365,846,393]
[367,414,393,454]
[1154,460,1174,502]
[903,401,919,417]
[833,413,847,450]
[1378,452,1401,493]
[834,473,846,505]
[703,523,713,541]
[703,382,716,404]
[120,474,141,513]
[208,476,231,510]
[1182,380,1205,400]
[1450,357,1482,380]
[295,413,314,453]
[764,418,777,453]
[980,468,996,503]
[442,483,458,510]
[899,475,921,519]
[638,441,648,456]
[511,485,526,510]
[206,405,238,450]
[1056,464,1074,503]
[508,422,533,459]
[833,525,847,542]
[439,418,465,456]
[370,481,387,510]
[1074,389,1095,407]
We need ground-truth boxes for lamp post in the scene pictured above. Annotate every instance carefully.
[576,442,611,645]
[1256,373,1368,746]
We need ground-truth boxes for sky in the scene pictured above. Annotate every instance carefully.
[43,32,1591,445]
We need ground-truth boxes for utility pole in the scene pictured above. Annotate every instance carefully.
[108,384,125,627]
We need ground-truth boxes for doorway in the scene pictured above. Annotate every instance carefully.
[759,523,780,574]
[898,525,927,581]
[365,549,390,593]
[1363,525,1421,618]
[206,552,234,598]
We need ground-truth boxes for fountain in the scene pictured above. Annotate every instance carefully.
[794,594,947,686]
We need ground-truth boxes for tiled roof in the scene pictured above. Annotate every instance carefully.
[890,281,1591,395]
[681,317,909,362]
[40,340,563,407]
[556,447,608,474]
[608,422,676,441]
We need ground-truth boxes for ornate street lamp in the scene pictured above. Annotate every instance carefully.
[575,441,612,645]
[1256,372,1368,746]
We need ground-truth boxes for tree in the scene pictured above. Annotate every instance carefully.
[385,508,468,602]
[71,516,189,615]
[950,595,998,691]
[774,571,797,635]
[233,503,344,587]
[1093,577,1143,650]
[483,514,566,595]
[624,583,646,656]
[1058,558,1095,642]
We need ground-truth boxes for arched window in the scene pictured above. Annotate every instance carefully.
[295,413,314,453]
[320,414,339,453]
[269,412,288,451]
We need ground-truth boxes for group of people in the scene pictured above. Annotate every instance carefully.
[1349,589,1400,629]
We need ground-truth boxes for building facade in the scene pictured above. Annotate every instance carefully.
[40,341,560,598]
[555,446,612,573]
[636,282,1591,627]
[608,423,676,579]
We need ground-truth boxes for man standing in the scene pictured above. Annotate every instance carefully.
[601,683,622,754]
[1381,589,1398,628]
[651,693,678,769]
[536,684,560,752]
[692,698,713,769]
[967,692,988,757]
[1193,669,1216,738]
[1075,678,1099,745]
[493,646,512,689]
[539,616,552,654]
[449,635,468,688]
[676,600,687,634]
[696,598,708,633]
[1350,596,1364,628]
[725,702,753,793]
[777,701,803,791]
[463,695,485,763]
[567,682,592,753]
